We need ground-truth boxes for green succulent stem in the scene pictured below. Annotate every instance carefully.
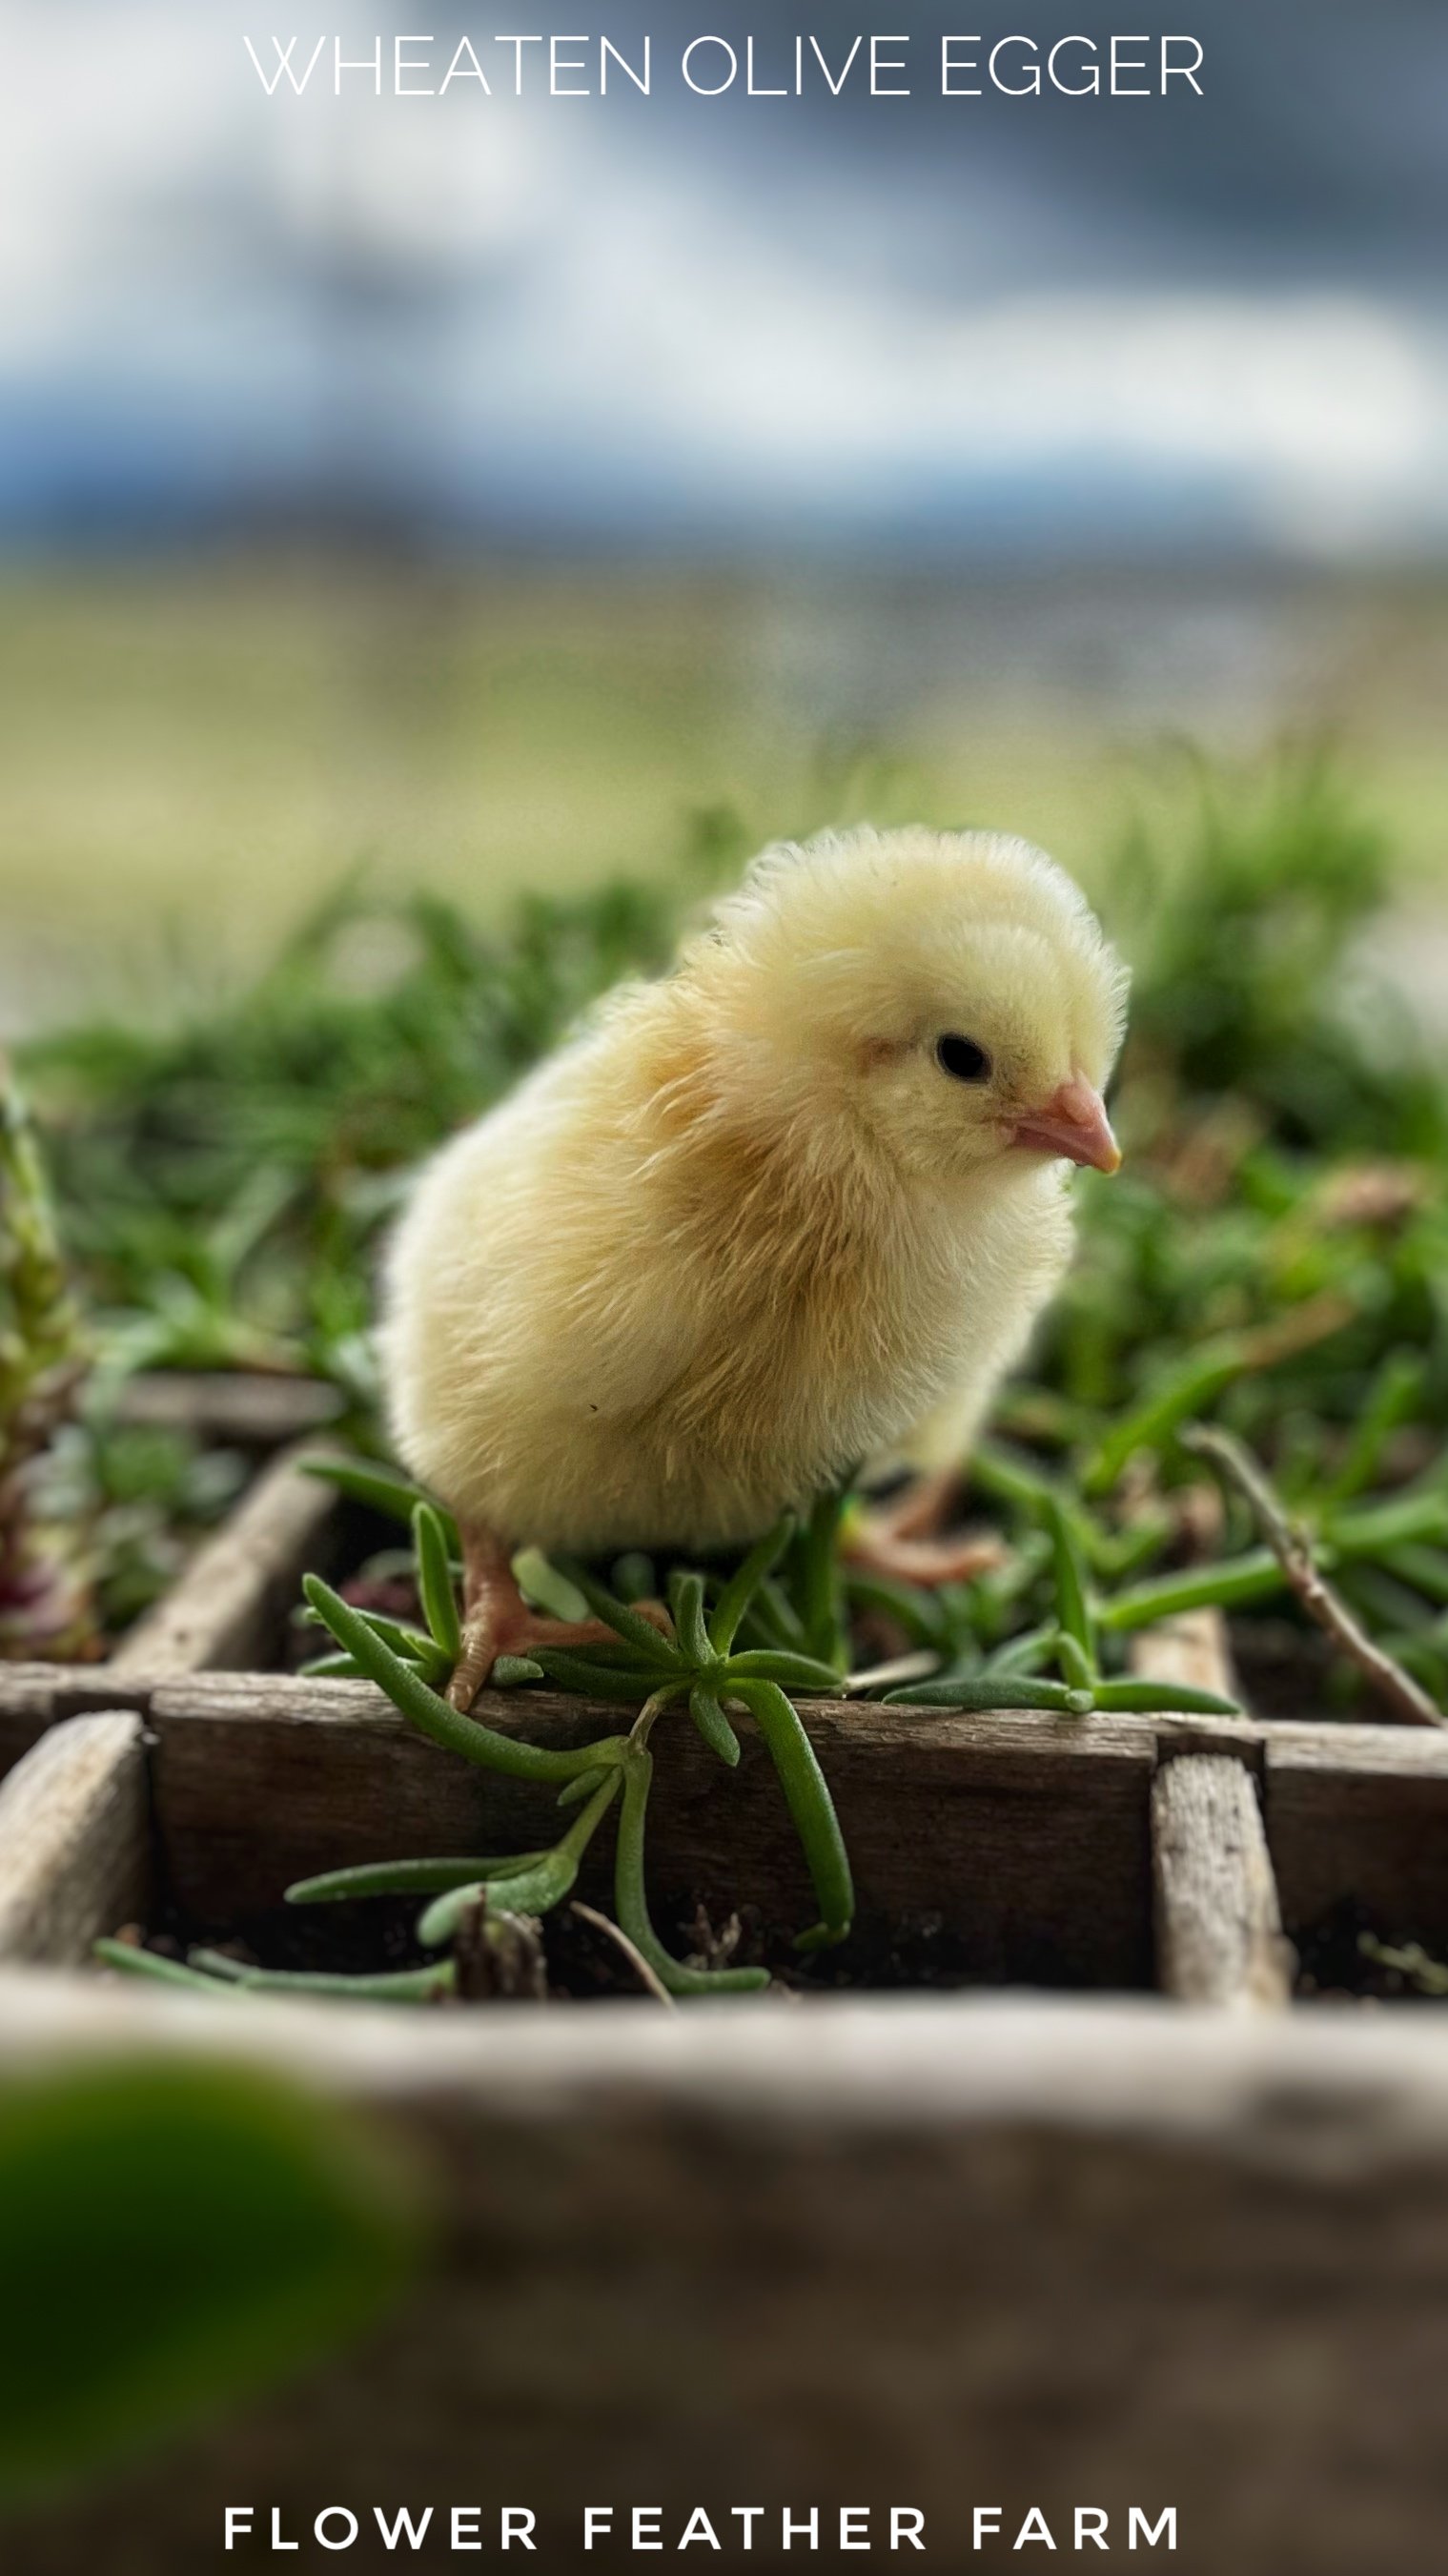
[708,1513,794,1657]
[729,1677,854,1949]
[613,1746,769,1994]
[302,1575,627,1782]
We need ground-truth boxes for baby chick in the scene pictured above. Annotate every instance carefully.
[382,826,1127,1705]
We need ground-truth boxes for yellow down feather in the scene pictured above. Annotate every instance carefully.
[381,825,1128,1555]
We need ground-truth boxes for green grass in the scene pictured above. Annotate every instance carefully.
[6,559,1448,1002]
[10,722,1448,1990]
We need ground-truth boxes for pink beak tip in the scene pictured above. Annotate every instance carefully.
[1010,1075,1122,1176]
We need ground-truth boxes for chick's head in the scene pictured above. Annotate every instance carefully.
[686,825,1129,1186]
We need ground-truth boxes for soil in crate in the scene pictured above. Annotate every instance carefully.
[1228,1617,1349,1721]
[112,1891,1042,2003]
[1293,1894,1447,2005]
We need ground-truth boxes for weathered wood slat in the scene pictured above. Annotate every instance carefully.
[1133,1612,1292,2006]
[147,1675,1158,1985]
[111,1442,341,1679]
[12,1984,1448,2574]
[1130,1606,1238,1702]
[0,1663,58,1775]
[116,1369,345,1446]
[1267,1721,1448,1959]
[1151,1757,1293,2006]
[0,1712,149,1964]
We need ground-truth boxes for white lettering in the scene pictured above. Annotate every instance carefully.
[990,34,1040,93]
[440,36,490,91]
[679,2508,722,2550]
[333,37,381,92]
[682,35,737,92]
[494,34,541,93]
[1130,2509,1177,2551]
[601,34,649,93]
[394,36,433,95]
[375,2505,432,2551]
[1111,33,1151,93]
[870,34,909,93]
[1049,36,1099,95]
[550,35,589,94]
[243,35,325,94]
[810,33,863,92]
[1014,2507,1056,2549]
[1161,35,1204,92]
[746,37,786,95]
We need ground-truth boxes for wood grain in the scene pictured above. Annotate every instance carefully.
[1151,1757,1293,2006]
[1267,1721,1448,1958]
[0,1663,57,1776]
[147,1675,1158,1986]
[111,1442,342,1678]
[0,1712,149,1963]
[11,1987,1448,2575]
[116,1368,345,1446]
[1133,1612,1291,2005]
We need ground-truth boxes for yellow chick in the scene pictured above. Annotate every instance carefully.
[382,825,1127,1703]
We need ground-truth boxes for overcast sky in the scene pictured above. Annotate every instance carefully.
[2,0,1445,556]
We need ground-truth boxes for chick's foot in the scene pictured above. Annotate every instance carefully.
[448,1523,669,1711]
[844,1466,1005,1589]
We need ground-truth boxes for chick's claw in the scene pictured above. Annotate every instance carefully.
[844,1523,1006,1589]
[844,1467,1006,1589]
[448,1523,670,1711]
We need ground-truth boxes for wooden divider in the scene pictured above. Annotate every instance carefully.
[1133,1611,1293,2007]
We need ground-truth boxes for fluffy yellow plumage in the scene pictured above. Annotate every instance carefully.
[384,824,1124,1638]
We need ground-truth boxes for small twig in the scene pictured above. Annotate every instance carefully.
[842,1648,939,1696]
[1235,1290,1356,1371]
[1182,1423,1448,1731]
[569,1901,677,2008]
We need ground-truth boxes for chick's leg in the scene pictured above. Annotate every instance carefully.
[449,1523,668,1712]
[846,1371,1008,1587]
[844,1469,1005,1587]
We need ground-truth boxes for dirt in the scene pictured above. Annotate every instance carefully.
[117,1885,1060,2004]
[1293,1896,1447,2004]
[1227,1616,1353,1720]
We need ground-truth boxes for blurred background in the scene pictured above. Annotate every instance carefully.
[2,0,1446,1029]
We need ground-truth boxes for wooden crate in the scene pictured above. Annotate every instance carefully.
[8,1412,1448,2571]
[3,1645,1448,2569]
[0,1374,345,1780]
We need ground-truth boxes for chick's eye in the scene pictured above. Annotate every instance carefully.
[935,1033,992,1084]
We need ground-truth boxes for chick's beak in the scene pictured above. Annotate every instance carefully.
[1010,1073,1121,1175]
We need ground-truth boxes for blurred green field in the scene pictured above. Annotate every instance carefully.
[3,555,1447,1028]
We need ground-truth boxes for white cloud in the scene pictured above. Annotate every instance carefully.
[1,0,1444,553]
